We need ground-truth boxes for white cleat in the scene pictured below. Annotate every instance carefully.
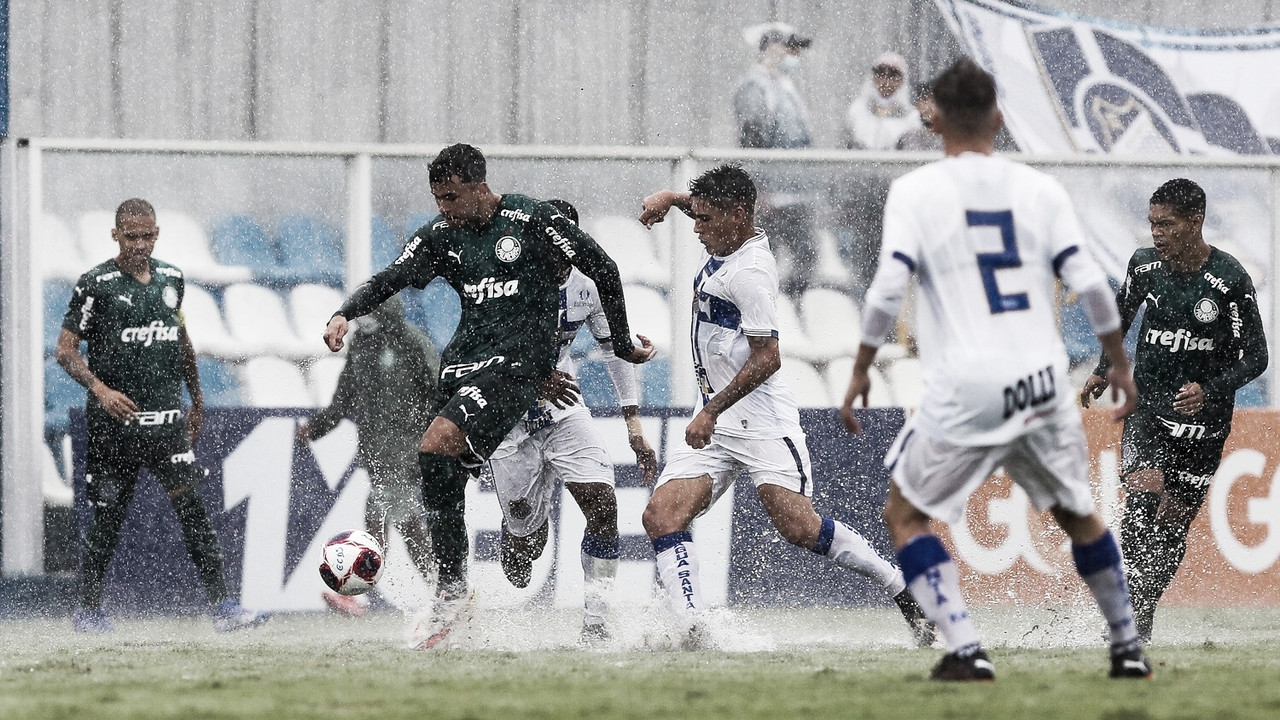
[408,588,475,650]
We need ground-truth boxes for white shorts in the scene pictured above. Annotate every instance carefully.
[656,431,814,513]
[488,411,614,537]
[886,409,1096,526]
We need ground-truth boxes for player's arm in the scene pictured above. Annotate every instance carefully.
[546,210,645,362]
[178,323,204,444]
[298,360,355,443]
[325,235,433,352]
[1080,254,1143,409]
[57,283,140,423]
[639,190,694,229]
[687,334,781,449]
[1201,275,1269,404]
[589,297,658,481]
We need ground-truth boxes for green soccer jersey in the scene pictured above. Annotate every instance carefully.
[337,194,634,383]
[1095,246,1268,430]
[63,258,189,436]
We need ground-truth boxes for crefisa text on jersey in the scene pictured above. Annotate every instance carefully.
[1003,364,1056,419]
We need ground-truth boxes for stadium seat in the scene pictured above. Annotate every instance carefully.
[777,358,831,408]
[622,284,672,353]
[196,356,244,407]
[824,356,894,408]
[404,213,437,240]
[43,281,75,356]
[287,283,345,355]
[42,440,73,507]
[884,357,925,409]
[222,283,315,359]
[37,213,84,281]
[183,285,244,359]
[211,214,282,282]
[404,278,461,350]
[371,216,403,269]
[44,357,85,434]
[575,357,617,408]
[640,356,672,406]
[153,210,252,285]
[304,355,347,407]
[776,294,827,363]
[812,228,852,289]
[76,210,118,266]
[275,214,344,287]
[587,215,669,288]
[800,288,861,357]
[238,356,315,408]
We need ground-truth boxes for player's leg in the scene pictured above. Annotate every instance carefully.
[75,441,142,632]
[489,426,555,589]
[418,416,472,599]
[566,480,618,640]
[376,474,437,584]
[150,439,270,632]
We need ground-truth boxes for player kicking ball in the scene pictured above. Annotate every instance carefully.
[638,165,934,649]
[488,199,658,644]
[842,58,1152,681]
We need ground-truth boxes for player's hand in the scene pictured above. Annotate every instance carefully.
[630,431,658,485]
[323,315,349,352]
[92,383,139,423]
[540,370,581,409]
[186,402,204,445]
[685,410,716,449]
[1173,382,1205,416]
[1079,373,1108,409]
[840,370,872,435]
[1105,363,1138,421]
[639,191,675,229]
[623,334,656,364]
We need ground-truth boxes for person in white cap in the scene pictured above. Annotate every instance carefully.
[842,51,922,151]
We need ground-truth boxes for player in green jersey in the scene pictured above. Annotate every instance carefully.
[57,198,270,634]
[323,144,654,649]
[1081,178,1268,642]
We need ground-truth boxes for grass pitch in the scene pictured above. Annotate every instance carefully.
[3,605,1278,720]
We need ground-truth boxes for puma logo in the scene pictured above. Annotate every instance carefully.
[457,405,476,423]
[448,249,463,262]
[1145,293,1160,309]
[118,294,133,306]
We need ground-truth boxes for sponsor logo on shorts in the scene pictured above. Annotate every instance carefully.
[130,409,182,426]
[1158,416,1207,440]
[1002,365,1056,419]
[463,276,519,304]
[1144,328,1214,353]
[120,321,180,346]
[440,355,506,380]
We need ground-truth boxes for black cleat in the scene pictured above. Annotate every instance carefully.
[498,521,547,588]
[893,589,937,647]
[1109,644,1154,679]
[580,622,610,645]
[930,648,996,682]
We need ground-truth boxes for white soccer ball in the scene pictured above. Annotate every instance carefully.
[319,529,385,596]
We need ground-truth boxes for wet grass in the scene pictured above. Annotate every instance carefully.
[2,608,1278,719]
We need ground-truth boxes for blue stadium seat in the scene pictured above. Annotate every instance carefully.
[44,281,75,356]
[404,213,437,239]
[195,356,243,407]
[371,216,402,270]
[1237,376,1269,407]
[577,359,616,408]
[211,215,280,280]
[404,278,460,349]
[276,214,343,287]
[44,358,85,434]
[640,357,671,406]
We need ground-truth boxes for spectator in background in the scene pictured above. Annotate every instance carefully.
[297,296,442,617]
[843,52,921,151]
[733,21,819,300]
[895,82,943,152]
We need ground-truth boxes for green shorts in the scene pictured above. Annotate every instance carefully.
[436,363,547,466]
[1120,407,1228,508]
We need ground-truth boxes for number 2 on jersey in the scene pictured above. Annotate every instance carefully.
[968,210,1029,314]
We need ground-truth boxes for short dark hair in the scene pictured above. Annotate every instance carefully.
[689,164,756,213]
[115,198,155,227]
[429,143,486,184]
[546,198,579,225]
[1150,178,1206,218]
[932,57,997,139]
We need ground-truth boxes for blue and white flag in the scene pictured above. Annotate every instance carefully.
[936,0,1280,155]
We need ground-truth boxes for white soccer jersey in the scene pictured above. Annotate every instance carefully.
[519,267,639,431]
[691,231,802,439]
[865,153,1111,445]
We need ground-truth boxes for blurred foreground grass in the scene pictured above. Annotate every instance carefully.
[2,607,1278,720]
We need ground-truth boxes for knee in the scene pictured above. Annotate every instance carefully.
[774,518,816,548]
[642,496,684,539]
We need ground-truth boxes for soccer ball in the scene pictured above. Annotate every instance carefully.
[319,530,385,596]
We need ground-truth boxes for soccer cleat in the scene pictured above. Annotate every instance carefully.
[499,524,533,589]
[681,623,711,651]
[580,622,610,645]
[72,608,115,634]
[322,590,369,618]
[893,589,937,647]
[930,648,996,682]
[212,600,272,633]
[409,587,475,651]
[1109,644,1154,679]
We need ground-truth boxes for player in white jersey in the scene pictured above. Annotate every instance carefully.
[841,58,1151,681]
[489,199,657,643]
[639,165,934,649]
